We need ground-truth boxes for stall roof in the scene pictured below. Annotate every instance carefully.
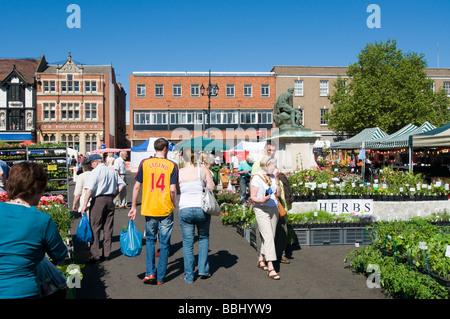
[411,122,450,148]
[330,127,388,149]
[365,122,435,149]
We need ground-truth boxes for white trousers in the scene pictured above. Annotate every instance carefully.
[254,205,279,261]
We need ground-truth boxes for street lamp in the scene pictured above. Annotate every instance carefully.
[200,70,219,138]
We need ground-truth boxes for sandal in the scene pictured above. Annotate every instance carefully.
[267,269,280,280]
[257,260,268,271]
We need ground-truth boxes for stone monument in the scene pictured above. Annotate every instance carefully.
[269,88,320,171]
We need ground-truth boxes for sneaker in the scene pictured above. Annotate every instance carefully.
[142,275,156,284]
[157,281,163,285]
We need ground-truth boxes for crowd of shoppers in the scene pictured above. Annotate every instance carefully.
[0,137,292,298]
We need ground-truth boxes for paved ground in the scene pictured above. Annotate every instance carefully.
[69,171,389,300]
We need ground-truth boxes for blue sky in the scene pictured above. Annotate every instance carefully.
[1,0,449,109]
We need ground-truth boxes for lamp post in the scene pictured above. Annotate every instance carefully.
[200,70,219,138]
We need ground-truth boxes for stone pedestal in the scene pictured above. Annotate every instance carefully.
[268,128,320,172]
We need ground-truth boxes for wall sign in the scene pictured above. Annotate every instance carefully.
[317,199,373,215]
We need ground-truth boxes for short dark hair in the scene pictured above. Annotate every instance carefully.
[81,157,92,172]
[7,162,48,202]
[154,138,169,152]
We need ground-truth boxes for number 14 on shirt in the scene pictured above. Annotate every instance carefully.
[150,173,166,192]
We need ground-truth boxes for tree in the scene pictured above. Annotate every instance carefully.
[328,39,450,135]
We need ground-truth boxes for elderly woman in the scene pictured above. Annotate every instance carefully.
[0,162,68,298]
[250,155,281,280]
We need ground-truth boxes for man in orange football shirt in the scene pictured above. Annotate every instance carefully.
[128,138,178,285]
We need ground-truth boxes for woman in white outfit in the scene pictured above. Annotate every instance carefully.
[250,155,281,280]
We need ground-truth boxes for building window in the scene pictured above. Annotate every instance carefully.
[134,111,168,125]
[85,103,97,120]
[85,134,97,153]
[226,84,235,97]
[320,80,329,96]
[60,103,80,121]
[194,112,203,124]
[444,82,450,96]
[173,84,182,97]
[85,81,97,93]
[43,103,56,121]
[43,134,56,142]
[320,108,329,125]
[239,111,272,124]
[155,84,164,97]
[210,111,238,124]
[8,109,24,130]
[61,75,79,93]
[244,84,252,97]
[61,134,79,150]
[297,108,304,125]
[261,84,270,97]
[43,81,56,93]
[8,84,23,101]
[191,84,200,97]
[137,84,146,97]
[294,80,303,96]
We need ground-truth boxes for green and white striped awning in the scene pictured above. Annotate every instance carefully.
[365,122,436,149]
[330,127,388,149]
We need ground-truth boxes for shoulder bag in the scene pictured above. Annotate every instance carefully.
[256,174,287,218]
[199,164,220,216]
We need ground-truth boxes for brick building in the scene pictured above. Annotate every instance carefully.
[36,53,127,154]
[128,71,276,147]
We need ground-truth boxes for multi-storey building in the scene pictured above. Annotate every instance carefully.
[0,57,46,142]
[272,66,450,141]
[36,53,127,154]
[128,71,275,146]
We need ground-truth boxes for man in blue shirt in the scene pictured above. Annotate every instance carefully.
[81,154,126,263]
[238,154,254,203]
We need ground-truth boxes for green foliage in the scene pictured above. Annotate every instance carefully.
[38,203,73,235]
[345,218,450,299]
[216,191,240,205]
[287,210,360,225]
[328,39,450,135]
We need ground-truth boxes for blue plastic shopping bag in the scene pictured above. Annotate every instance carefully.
[120,219,143,257]
[75,213,93,243]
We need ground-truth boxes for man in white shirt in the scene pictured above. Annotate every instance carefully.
[81,154,126,263]
[113,151,128,209]
[231,153,239,169]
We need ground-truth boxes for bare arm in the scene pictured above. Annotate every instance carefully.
[128,181,141,220]
[202,166,215,191]
[80,189,93,215]
[170,184,177,205]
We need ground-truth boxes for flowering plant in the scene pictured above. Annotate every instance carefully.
[38,195,66,207]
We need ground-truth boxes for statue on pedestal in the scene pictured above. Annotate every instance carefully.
[273,88,304,131]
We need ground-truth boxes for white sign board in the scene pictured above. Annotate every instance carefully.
[317,199,373,215]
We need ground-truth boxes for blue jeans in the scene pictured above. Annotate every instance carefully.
[145,213,173,283]
[179,207,211,283]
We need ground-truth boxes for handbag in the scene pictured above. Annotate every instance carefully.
[120,219,143,257]
[199,164,220,216]
[275,194,287,218]
[75,213,93,243]
[256,174,287,218]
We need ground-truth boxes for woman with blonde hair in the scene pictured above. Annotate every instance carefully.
[178,148,215,283]
[250,155,281,280]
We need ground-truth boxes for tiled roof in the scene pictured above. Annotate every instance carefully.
[0,58,42,83]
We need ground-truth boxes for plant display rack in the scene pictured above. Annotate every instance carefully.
[0,143,69,206]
